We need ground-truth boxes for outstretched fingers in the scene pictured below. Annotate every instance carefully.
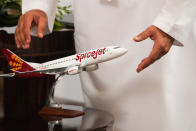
[133,27,154,42]
[136,40,171,73]
[15,15,33,49]
[23,15,33,49]
[15,16,24,48]
[133,25,173,73]
[37,16,48,38]
[137,46,160,72]
[14,10,48,49]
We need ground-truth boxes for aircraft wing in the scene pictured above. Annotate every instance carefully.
[0,67,67,77]
[0,73,15,77]
[0,64,97,77]
[15,67,67,75]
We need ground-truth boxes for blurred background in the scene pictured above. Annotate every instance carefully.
[0,0,84,130]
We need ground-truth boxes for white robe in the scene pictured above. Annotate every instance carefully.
[23,0,196,131]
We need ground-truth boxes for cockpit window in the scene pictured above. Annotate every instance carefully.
[113,46,120,49]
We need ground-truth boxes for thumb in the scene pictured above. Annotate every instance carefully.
[133,28,153,42]
[37,16,47,38]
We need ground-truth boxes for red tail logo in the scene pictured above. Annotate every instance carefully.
[1,49,35,72]
[9,54,23,71]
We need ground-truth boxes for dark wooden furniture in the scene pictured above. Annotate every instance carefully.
[1,105,114,131]
[0,30,75,122]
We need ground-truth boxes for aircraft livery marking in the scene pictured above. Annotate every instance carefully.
[76,48,106,62]
[10,54,23,71]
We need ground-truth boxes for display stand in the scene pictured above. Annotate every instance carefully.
[47,73,65,108]
[39,73,85,118]
[39,107,114,131]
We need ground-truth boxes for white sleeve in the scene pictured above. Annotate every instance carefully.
[153,0,196,46]
[22,0,58,36]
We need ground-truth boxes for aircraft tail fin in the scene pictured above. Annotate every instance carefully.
[1,49,35,72]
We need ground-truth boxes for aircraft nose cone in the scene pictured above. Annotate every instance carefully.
[121,48,128,55]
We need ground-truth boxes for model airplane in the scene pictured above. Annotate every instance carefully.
[0,46,128,78]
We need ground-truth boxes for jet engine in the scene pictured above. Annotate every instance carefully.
[83,64,99,72]
[66,66,81,75]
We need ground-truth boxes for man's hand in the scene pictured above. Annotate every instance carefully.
[15,10,48,49]
[133,25,174,73]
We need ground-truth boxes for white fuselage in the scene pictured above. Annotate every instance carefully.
[34,46,127,74]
